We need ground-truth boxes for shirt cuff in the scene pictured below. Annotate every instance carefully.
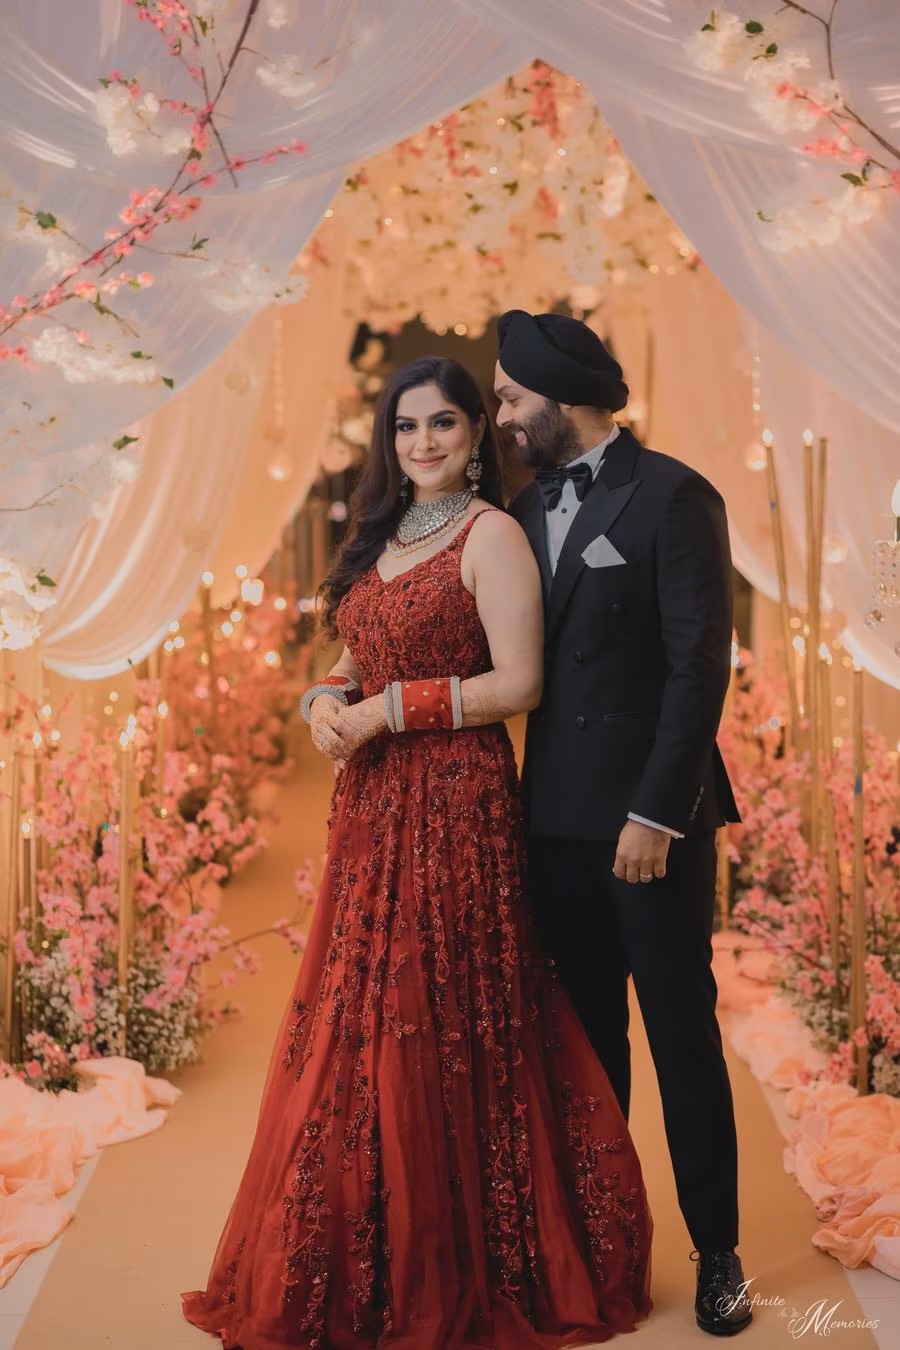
[627,812,685,840]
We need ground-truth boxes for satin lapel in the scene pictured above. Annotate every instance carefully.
[517,483,553,605]
[546,431,644,641]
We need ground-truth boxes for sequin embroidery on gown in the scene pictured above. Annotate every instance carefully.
[181,509,653,1349]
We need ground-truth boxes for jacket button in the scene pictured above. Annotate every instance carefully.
[574,650,583,663]
[610,602,624,615]
[575,716,585,729]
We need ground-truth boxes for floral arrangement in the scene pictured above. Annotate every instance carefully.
[310,61,698,338]
[684,5,900,250]
[719,647,900,1096]
[0,574,317,1090]
[162,573,299,801]
[0,0,311,650]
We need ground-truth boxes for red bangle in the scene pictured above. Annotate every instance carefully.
[319,675,362,703]
[396,679,455,732]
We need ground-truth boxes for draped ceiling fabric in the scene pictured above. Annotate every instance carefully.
[2,1,898,685]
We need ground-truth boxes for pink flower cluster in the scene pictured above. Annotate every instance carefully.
[0,583,320,1090]
[162,579,301,797]
[719,647,900,1095]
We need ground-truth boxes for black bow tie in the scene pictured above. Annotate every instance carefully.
[534,462,594,511]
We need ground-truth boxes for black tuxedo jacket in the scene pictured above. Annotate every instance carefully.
[507,426,740,841]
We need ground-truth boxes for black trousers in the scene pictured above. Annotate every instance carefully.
[526,829,739,1252]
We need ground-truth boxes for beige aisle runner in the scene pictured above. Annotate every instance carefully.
[17,720,877,1349]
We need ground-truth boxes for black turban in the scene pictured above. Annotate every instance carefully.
[497,309,629,412]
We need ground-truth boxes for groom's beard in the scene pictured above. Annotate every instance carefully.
[509,400,583,468]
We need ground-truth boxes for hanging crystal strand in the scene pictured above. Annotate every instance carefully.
[866,478,900,626]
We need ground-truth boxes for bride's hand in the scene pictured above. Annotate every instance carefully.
[331,696,388,757]
[310,694,349,760]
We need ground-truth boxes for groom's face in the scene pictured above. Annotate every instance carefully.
[494,362,581,468]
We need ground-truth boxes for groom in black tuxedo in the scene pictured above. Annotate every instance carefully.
[498,310,751,1337]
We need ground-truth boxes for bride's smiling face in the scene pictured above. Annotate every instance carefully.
[394,382,484,501]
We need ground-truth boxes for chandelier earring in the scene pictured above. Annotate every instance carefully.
[466,440,483,490]
[399,470,410,502]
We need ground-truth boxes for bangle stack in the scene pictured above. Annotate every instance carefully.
[382,677,463,732]
[299,675,362,725]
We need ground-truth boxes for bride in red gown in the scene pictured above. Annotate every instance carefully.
[182,357,652,1349]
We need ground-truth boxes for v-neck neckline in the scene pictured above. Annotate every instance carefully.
[373,510,489,585]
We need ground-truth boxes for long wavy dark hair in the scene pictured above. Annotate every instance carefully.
[318,356,504,639]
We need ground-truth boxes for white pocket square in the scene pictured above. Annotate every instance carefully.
[582,534,627,568]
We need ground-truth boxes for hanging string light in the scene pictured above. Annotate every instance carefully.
[743,323,767,472]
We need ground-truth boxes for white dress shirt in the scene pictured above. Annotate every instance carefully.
[545,424,620,571]
[544,423,684,842]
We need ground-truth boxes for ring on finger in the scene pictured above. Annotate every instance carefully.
[639,871,653,882]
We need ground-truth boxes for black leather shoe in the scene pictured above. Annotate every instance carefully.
[692,1249,753,1335]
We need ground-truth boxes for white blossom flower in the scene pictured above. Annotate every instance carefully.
[0,597,44,649]
[759,182,882,252]
[682,13,748,72]
[256,56,316,102]
[0,556,58,650]
[198,259,308,313]
[744,48,824,133]
[29,326,161,385]
[265,0,290,27]
[94,82,192,158]
[0,556,57,612]
[17,215,80,274]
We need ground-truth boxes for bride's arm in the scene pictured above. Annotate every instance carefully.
[328,512,544,755]
[448,509,544,723]
[326,644,363,686]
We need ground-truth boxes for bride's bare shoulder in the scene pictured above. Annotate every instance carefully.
[464,505,533,558]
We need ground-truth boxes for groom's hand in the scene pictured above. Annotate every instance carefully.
[613,820,671,885]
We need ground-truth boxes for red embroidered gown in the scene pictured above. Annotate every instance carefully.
[182,510,653,1349]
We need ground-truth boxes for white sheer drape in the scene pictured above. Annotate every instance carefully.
[40,222,354,678]
[455,0,900,431]
[4,0,898,688]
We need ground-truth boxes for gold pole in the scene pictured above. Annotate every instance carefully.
[818,655,841,994]
[18,802,32,1050]
[199,583,219,748]
[31,750,47,956]
[763,434,800,749]
[117,735,135,1057]
[802,432,818,847]
[848,669,868,1094]
[2,751,22,1064]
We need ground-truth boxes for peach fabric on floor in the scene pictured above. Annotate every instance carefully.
[711,930,777,1013]
[726,992,829,1090]
[784,1083,900,1281]
[0,1056,179,1287]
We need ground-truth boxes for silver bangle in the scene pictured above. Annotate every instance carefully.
[449,675,463,730]
[383,684,396,733]
[390,681,405,732]
[299,681,358,725]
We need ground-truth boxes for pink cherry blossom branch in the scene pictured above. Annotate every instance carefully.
[777,0,900,161]
[0,0,304,364]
